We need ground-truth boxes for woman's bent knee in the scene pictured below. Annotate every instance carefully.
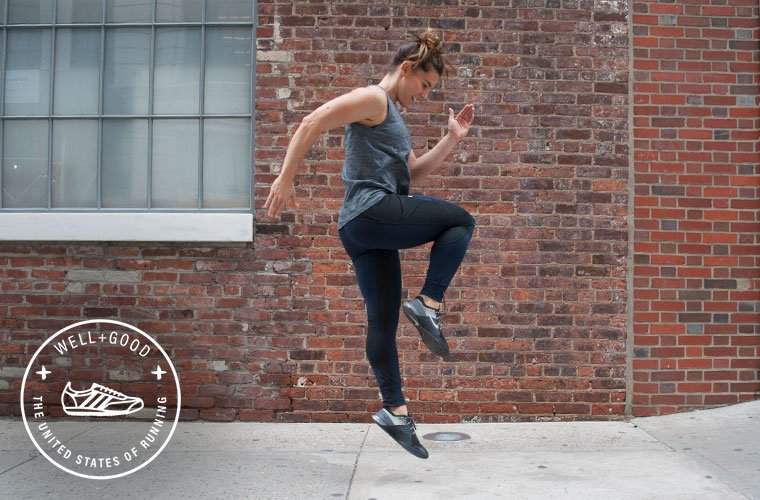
[463,211,475,229]
[455,208,475,231]
[438,224,474,245]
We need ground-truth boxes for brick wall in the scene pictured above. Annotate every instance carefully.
[1,1,757,423]
[249,1,629,422]
[631,0,760,416]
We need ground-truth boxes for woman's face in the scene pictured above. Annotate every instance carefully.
[398,62,440,109]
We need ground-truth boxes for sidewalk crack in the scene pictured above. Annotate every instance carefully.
[345,424,370,500]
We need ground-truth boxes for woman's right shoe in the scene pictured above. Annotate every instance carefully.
[372,408,429,459]
[402,296,450,357]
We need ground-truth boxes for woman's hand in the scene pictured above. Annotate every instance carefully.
[263,175,299,219]
[448,104,475,141]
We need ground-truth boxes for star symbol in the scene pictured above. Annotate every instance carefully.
[36,366,51,380]
[151,364,167,380]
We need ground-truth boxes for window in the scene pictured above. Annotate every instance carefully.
[0,0,255,241]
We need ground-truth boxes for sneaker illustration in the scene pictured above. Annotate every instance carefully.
[372,408,429,459]
[402,295,449,357]
[61,381,144,417]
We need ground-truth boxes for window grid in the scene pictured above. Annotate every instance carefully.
[147,0,155,209]
[97,5,105,210]
[0,1,2,205]
[48,0,56,209]
[0,27,5,208]
[0,0,256,213]
[197,0,205,210]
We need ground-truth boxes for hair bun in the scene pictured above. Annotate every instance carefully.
[417,29,442,53]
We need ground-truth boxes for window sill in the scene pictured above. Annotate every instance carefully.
[0,212,253,242]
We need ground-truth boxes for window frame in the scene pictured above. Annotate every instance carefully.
[0,0,257,242]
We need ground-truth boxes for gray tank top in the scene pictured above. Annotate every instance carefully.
[337,85,411,230]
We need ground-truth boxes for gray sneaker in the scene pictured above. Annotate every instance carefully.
[402,295,449,357]
[372,408,429,459]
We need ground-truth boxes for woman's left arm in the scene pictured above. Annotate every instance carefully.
[409,104,475,185]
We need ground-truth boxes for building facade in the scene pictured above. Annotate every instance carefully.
[1,0,758,422]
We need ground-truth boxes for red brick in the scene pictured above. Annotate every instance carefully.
[704,394,738,405]
[677,383,712,393]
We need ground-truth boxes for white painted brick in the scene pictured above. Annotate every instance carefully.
[257,50,291,62]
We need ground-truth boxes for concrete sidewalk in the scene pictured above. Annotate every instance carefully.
[1,400,758,499]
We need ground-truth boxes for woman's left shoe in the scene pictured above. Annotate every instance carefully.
[402,296,450,357]
[372,408,429,459]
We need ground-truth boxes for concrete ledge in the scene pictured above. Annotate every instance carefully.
[0,213,253,242]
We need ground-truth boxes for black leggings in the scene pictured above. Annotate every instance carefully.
[338,192,475,408]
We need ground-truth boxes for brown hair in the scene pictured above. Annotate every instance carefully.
[389,29,454,78]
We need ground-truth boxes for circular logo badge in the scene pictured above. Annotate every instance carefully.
[20,319,181,480]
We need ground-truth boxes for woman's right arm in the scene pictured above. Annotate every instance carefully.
[263,87,386,218]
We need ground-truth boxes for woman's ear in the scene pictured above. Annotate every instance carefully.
[400,60,412,77]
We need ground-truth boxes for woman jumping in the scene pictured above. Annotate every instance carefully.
[264,29,476,459]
